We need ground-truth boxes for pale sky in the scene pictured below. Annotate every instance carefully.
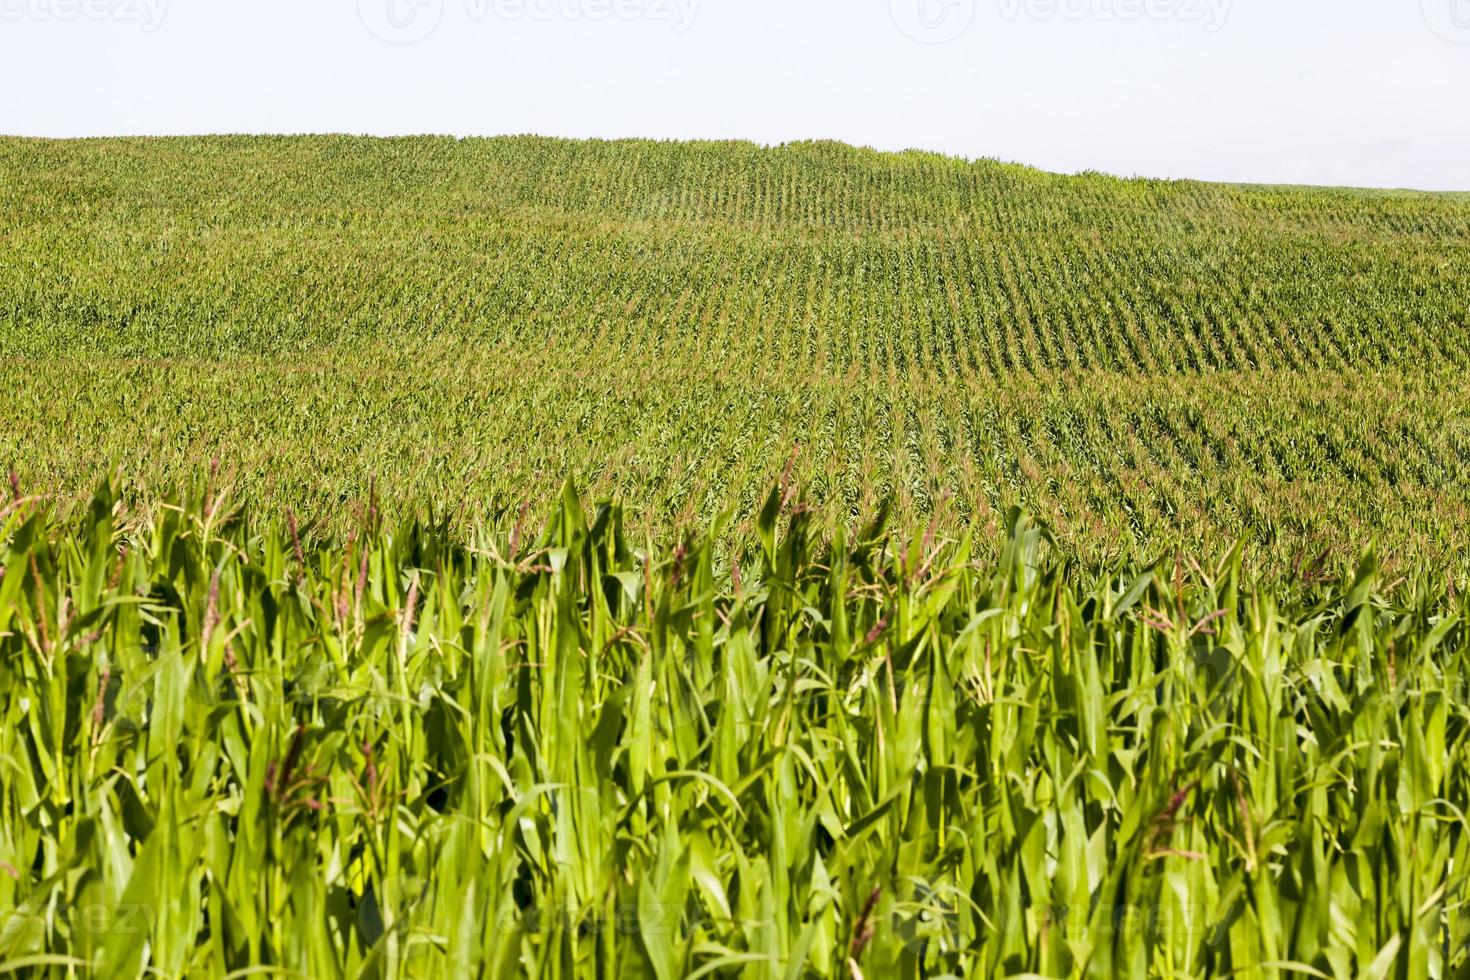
[2,0,1468,190]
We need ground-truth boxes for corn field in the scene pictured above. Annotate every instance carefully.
[0,479,1466,978]
[2,137,1468,570]
[2,136,1470,977]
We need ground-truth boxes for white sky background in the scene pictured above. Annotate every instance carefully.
[2,0,1469,190]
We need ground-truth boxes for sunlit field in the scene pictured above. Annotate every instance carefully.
[2,136,1468,977]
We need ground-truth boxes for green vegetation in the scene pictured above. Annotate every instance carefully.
[2,136,1468,570]
[0,480,1465,977]
[3,135,1469,976]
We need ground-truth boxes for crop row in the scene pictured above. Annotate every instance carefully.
[3,350,1466,574]
[1,137,1466,373]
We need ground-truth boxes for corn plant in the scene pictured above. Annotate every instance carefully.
[0,479,1466,977]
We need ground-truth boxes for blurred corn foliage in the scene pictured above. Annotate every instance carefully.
[0,478,1466,978]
